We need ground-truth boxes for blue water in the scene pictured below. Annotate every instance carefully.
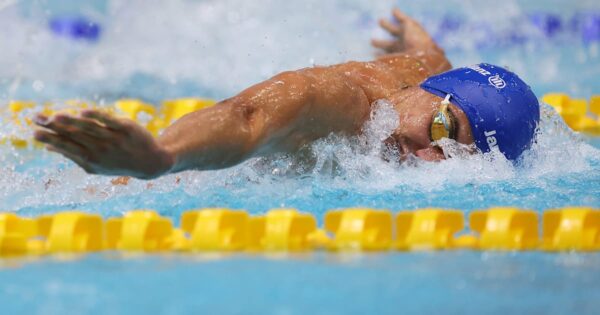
[1,0,600,314]
[2,253,600,315]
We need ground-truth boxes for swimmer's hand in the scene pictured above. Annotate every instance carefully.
[372,8,438,54]
[34,110,174,179]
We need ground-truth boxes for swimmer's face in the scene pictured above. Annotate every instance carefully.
[388,88,474,161]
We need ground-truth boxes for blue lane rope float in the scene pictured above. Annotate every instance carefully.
[1,207,599,257]
[48,16,101,42]
[41,11,600,46]
[431,11,600,46]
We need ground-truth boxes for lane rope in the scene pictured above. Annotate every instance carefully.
[1,206,599,256]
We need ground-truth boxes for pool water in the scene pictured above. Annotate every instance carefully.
[1,0,600,314]
[3,253,600,315]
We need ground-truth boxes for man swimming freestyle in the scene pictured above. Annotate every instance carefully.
[33,9,540,179]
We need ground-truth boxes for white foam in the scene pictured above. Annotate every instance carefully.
[0,100,599,212]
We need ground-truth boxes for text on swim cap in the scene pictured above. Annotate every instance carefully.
[468,65,491,76]
[467,65,506,89]
[484,130,498,150]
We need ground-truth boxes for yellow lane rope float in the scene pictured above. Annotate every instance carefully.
[1,206,599,257]
[542,93,600,136]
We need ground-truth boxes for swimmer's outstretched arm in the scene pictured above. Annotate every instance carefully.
[154,66,375,174]
[31,67,364,178]
[33,56,419,179]
[33,8,448,179]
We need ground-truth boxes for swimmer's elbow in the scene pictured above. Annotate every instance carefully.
[237,103,267,156]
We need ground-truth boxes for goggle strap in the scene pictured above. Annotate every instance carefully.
[442,94,451,105]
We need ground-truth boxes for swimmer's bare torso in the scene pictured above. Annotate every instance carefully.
[34,8,474,180]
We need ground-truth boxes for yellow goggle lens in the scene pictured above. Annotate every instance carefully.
[430,103,453,142]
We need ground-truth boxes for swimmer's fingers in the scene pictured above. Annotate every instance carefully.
[392,8,423,30]
[371,39,402,53]
[390,7,435,50]
[379,18,404,37]
[36,113,115,140]
[373,10,407,53]
[371,38,392,51]
[81,109,132,131]
[54,114,115,139]
[34,114,112,150]
[34,130,91,162]
[392,8,412,25]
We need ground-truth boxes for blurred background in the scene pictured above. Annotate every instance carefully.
[1,0,599,104]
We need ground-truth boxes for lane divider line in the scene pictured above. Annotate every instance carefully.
[2,206,599,256]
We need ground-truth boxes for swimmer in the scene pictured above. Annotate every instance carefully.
[33,8,539,179]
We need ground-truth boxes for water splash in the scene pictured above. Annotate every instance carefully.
[1,98,598,214]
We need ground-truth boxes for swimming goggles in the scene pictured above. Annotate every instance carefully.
[430,94,456,142]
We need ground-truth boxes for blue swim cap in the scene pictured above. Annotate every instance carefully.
[420,63,540,160]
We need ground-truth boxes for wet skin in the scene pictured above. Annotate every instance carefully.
[388,87,474,161]
[33,8,474,179]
